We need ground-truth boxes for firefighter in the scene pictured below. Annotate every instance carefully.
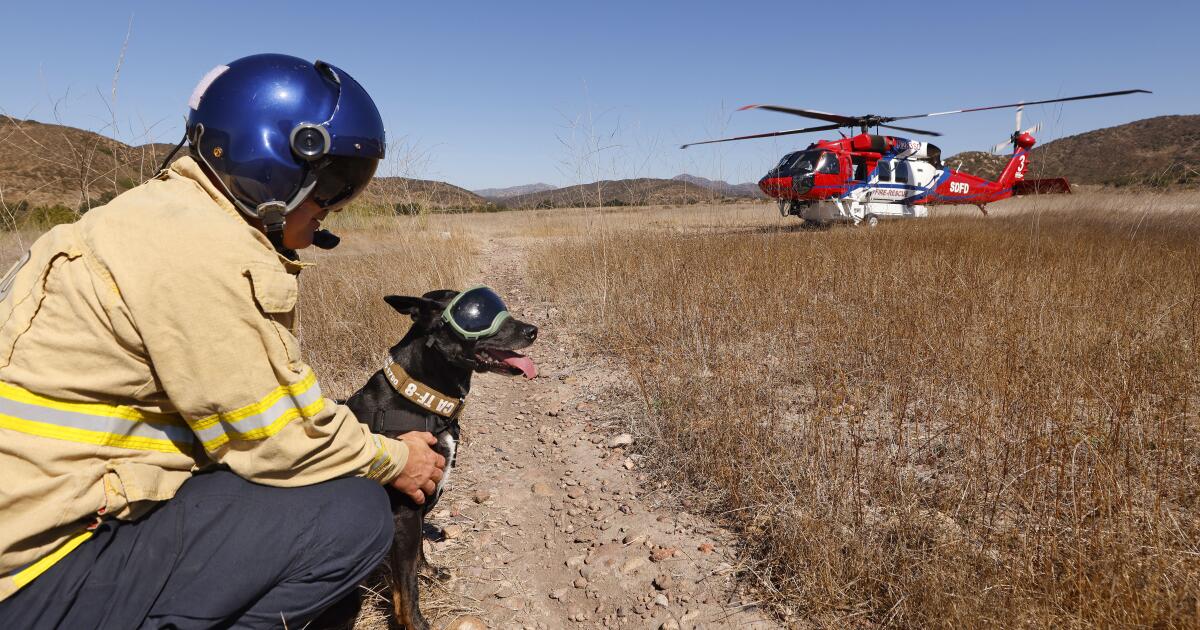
[0,53,444,628]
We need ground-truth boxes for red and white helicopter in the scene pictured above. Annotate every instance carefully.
[682,90,1150,226]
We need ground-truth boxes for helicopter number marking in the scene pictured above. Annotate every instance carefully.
[949,181,970,194]
[1014,155,1026,179]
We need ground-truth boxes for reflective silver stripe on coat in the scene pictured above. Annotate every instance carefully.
[191,382,324,446]
[0,394,194,445]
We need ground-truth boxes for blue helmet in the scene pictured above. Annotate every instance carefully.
[186,53,385,227]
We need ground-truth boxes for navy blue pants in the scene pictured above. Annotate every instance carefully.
[0,470,393,629]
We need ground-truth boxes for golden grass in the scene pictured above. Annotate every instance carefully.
[524,194,1200,628]
[3,189,1196,628]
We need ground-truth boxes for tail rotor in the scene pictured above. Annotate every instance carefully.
[991,105,1043,154]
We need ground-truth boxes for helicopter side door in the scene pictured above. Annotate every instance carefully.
[893,161,916,214]
[869,159,896,204]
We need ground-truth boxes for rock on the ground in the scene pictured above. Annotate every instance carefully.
[651,547,677,562]
[621,556,647,574]
[609,433,633,448]
[445,615,488,630]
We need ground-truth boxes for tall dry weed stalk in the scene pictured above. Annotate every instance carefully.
[528,200,1199,628]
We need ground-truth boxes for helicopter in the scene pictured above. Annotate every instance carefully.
[681,90,1150,226]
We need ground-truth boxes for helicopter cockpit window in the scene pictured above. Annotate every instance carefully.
[877,161,893,182]
[817,153,839,174]
[791,151,820,173]
[894,161,911,183]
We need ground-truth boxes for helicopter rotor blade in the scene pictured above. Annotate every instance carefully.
[879,123,943,137]
[737,104,858,125]
[886,89,1151,122]
[1015,105,1023,133]
[991,140,1013,154]
[680,123,843,149]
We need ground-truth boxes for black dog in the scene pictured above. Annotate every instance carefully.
[344,289,537,630]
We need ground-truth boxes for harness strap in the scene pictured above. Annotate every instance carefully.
[381,361,465,420]
[369,408,457,436]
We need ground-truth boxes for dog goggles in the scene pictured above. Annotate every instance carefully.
[442,286,510,340]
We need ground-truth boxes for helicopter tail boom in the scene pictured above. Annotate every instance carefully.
[996,150,1031,188]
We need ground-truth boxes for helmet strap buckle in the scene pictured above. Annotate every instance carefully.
[257,203,287,233]
[256,203,298,261]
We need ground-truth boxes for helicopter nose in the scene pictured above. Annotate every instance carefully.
[759,175,792,197]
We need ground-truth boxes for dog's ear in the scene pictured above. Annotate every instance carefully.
[383,295,442,320]
[421,289,459,304]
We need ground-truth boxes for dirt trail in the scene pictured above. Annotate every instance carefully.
[414,235,777,629]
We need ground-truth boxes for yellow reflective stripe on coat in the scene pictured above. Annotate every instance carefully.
[0,381,193,454]
[9,531,93,589]
[191,371,325,450]
[364,434,393,481]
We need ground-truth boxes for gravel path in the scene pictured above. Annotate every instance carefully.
[407,236,778,630]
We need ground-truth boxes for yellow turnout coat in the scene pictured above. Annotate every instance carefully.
[0,157,408,601]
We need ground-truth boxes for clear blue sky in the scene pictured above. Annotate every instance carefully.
[1,1,1194,190]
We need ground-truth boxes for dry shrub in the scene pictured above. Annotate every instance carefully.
[527,201,1200,628]
[295,218,476,398]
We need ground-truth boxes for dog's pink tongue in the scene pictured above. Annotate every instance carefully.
[503,355,538,379]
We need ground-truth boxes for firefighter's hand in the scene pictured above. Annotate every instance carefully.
[391,432,446,505]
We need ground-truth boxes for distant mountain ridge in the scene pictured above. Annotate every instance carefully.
[4,114,1195,222]
[474,183,557,199]
[0,117,182,212]
[944,115,1200,187]
[0,117,491,215]
[359,176,490,211]
[671,174,765,198]
[499,178,740,209]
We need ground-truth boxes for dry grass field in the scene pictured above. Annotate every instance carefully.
[2,191,1196,628]
[522,193,1200,628]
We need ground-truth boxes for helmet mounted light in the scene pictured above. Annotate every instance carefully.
[290,124,331,161]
